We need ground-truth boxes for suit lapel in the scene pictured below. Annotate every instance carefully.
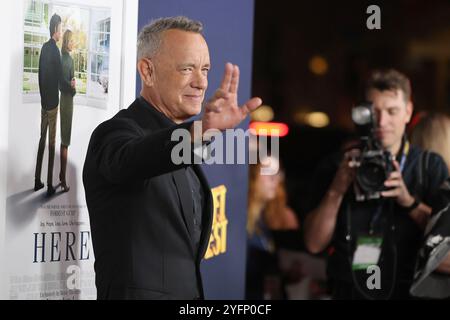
[194,165,213,261]
[172,168,196,253]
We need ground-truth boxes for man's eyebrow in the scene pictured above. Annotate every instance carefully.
[177,63,211,68]
[177,63,196,68]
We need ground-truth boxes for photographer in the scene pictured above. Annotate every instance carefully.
[303,69,449,299]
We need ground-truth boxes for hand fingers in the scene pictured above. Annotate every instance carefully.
[205,89,229,113]
[347,149,361,157]
[211,89,230,100]
[348,160,360,168]
[219,62,233,92]
[240,97,262,118]
[206,104,222,113]
[381,189,399,198]
[229,65,240,94]
[392,160,400,172]
[387,171,401,180]
[384,180,401,188]
[344,149,361,168]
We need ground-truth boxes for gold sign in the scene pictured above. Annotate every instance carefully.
[204,185,228,259]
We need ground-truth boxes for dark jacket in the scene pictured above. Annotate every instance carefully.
[38,38,67,110]
[83,97,213,300]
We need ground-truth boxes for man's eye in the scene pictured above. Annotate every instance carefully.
[202,68,209,74]
[388,109,398,115]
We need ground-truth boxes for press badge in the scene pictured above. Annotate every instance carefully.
[352,235,383,270]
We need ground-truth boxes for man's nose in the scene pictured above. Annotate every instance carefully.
[376,111,388,128]
[192,71,208,90]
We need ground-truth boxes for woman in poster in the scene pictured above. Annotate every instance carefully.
[59,29,76,192]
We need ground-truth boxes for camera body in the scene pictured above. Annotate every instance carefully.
[351,102,394,201]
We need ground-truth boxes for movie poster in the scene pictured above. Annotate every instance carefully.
[4,0,135,299]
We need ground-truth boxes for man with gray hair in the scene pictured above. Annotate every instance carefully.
[83,16,261,299]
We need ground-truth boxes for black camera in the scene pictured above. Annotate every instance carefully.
[351,102,394,201]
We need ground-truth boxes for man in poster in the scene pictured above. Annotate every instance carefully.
[35,14,63,196]
[83,16,262,299]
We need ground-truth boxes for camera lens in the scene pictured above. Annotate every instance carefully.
[357,158,387,192]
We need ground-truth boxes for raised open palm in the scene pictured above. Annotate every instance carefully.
[201,63,262,133]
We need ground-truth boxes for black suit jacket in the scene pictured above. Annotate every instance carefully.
[83,97,213,299]
[38,39,70,110]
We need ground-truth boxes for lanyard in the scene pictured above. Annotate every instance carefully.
[368,141,409,234]
[344,140,409,299]
[398,140,409,172]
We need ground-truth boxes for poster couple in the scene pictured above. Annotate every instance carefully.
[34,13,76,196]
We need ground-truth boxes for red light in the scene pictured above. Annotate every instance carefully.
[409,111,427,131]
[249,122,289,137]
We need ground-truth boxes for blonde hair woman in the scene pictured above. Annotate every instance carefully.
[411,113,450,170]
[59,29,76,192]
[246,156,299,299]
[247,158,298,235]
[411,113,450,276]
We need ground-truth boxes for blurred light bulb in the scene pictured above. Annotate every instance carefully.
[251,105,274,122]
[309,55,328,76]
[306,112,329,128]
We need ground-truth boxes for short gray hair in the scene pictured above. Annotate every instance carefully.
[137,16,203,60]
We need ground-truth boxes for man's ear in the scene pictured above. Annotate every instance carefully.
[406,101,413,123]
[137,58,155,87]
